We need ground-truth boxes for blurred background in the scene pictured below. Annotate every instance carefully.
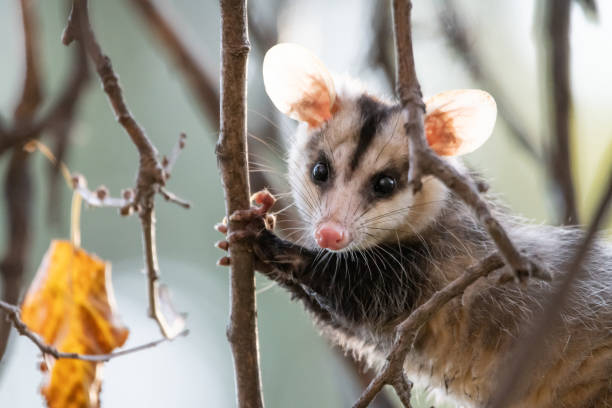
[0,0,610,407]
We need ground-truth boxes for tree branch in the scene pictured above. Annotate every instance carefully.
[354,1,552,404]
[545,0,579,225]
[394,0,547,283]
[0,0,44,362]
[353,253,505,407]
[0,300,188,363]
[218,1,264,407]
[66,0,186,339]
[489,162,612,407]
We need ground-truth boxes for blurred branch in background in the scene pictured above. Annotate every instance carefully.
[370,3,395,90]
[544,0,579,225]
[0,3,43,362]
[128,0,220,126]
[64,0,187,339]
[436,0,542,164]
[437,0,584,226]
[0,0,89,362]
[490,160,612,407]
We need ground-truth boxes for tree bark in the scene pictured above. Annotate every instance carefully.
[218,1,265,407]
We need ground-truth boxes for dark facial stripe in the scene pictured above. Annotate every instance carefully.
[349,96,395,172]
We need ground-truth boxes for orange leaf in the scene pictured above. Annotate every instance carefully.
[21,240,129,408]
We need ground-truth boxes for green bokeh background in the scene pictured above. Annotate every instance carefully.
[0,1,610,407]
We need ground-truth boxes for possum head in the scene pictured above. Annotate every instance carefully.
[263,43,497,252]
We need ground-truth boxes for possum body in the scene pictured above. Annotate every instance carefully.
[222,44,612,407]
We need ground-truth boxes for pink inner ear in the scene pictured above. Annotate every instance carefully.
[289,74,334,128]
[425,110,461,156]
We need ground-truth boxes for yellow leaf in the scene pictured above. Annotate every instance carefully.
[21,240,129,408]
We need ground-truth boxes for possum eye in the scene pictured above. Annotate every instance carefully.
[373,175,396,197]
[312,162,329,184]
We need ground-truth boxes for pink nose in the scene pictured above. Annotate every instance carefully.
[314,222,350,250]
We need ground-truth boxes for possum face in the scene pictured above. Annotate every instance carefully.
[287,93,449,251]
[264,44,497,251]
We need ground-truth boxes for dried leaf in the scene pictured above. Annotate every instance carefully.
[21,240,129,408]
[155,283,187,339]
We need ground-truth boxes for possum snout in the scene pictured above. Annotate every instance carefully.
[314,221,351,250]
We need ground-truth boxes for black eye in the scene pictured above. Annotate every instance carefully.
[374,175,396,197]
[312,162,329,183]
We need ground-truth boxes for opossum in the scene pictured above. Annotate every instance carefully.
[216,43,612,408]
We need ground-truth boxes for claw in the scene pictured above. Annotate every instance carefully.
[217,256,231,266]
[252,190,276,213]
[229,209,258,222]
[215,223,228,234]
[228,230,254,244]
[215,240,229,251]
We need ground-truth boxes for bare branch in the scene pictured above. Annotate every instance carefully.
[66,0,186,339]
[490,164,612,407]
[163,132,187,176]
[71,173,132,208]
[218,0,264,406]
[436,0,541,163]
[353,253,504,407]
[394,0,546,283]
[340,349,397,408]
[158,186,190,209]
[545,0,579,225]
[0,300,188,363]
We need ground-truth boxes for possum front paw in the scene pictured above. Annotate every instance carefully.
[214,190,276,271]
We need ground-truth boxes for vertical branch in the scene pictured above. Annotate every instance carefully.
[218,1,264,407]
[545,0,579,225]
[0,152,32,360]
[0,0,43,361]
[66,0,186,339]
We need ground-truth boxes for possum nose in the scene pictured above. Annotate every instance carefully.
[315,222,350,250]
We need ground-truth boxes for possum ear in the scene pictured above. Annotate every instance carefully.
[424,89,497,156]
[263,43,336,128]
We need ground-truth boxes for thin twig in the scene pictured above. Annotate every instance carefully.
[436,0,541,163]
[71,174,132,208]
[218,0,265,407]
[489,164,612,407]
[0,300,188,362]
[545,0,579,225]
[66,0,186,339]
[158,186,190,209]
[353,253,504,407]
[163,132,187,176]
